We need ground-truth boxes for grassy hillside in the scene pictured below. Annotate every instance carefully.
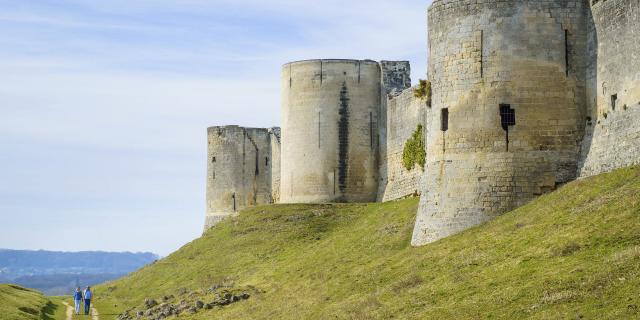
[0,284,66,320]
[96,166,640,319]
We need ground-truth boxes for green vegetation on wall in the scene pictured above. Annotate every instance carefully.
[402,124,426,171]
[413,79,431,107]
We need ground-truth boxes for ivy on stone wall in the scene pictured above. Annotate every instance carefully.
[414,79,432,107]
[402,124,426,171]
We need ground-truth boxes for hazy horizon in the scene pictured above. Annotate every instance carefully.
[0,0,431,256]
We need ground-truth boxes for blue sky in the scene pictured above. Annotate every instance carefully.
[0,0,431,256]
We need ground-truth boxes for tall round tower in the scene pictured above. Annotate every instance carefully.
[412,0,590,245]
[280,59,382,203]
[204,126,275,230]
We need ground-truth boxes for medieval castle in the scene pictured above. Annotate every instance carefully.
[204,0,640,247]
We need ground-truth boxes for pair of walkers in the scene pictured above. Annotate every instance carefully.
[73,286,93,315]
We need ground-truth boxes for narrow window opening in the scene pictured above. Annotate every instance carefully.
[265,157,269,166]
[232,193,236,212]
[440,108,449,132]
[212,171,215,180]
[255,152,259,176]
[565,29,569,77]
[480,30,484,78]
[611,94,618,110]
[318,111,321,148]
[441,108,449,153]
[499,104,516,152]
[369,111,373,149]
[212,156,216,163]
[333,170,337,195]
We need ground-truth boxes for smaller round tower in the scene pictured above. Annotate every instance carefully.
[204,126,277,230]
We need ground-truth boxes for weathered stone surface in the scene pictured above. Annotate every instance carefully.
[144,298,157,309]
[578,0,640,177]
[280,59,382,203]
[203,125,281,231]
[381,61,412,97]
[412,0,589,246]
[377,87,427,202]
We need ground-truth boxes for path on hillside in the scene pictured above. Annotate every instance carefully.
[61,301,73,320]
[61,300,99,320]
[91,306,99,320]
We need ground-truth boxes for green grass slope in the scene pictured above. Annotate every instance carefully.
[0,284,66,320]
[97,166,640,319]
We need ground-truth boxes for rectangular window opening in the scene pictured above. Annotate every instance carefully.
[212,156,216,163]
[499,104,516,152]
[611,94,618,110]
[500,104,516,130]
[441,108,449,132]
[265,157,269,166]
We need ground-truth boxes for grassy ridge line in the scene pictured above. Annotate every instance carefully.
[0,284,67,320]
[97,166,640,319]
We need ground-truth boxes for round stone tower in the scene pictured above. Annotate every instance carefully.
[578,0,640,177]
[280,59,382,203]
[204,126,275,229]
[412,0,590,245]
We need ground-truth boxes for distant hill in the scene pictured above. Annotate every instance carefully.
[96,166,640,319]
[0,249,158,295]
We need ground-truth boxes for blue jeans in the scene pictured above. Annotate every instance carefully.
[84,299,91,314]
[74,300,81,314]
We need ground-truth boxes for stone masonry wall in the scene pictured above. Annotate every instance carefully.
[377,61,418,201]
[204,126,276,230]
[381,61,412,96]
[269,127,282,203]
[578,0,640,177]
[280,59,382,203]
[413,0,590,246]
[378,87,428,202]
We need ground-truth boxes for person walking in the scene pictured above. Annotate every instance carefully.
[73,287,83,315]
[83,286,93,315]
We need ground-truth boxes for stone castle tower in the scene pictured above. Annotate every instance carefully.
[204,126,280,230]
[204,0,640,244]
[411,0,590,245]
[280,59,382,203]
[412,0,640,245]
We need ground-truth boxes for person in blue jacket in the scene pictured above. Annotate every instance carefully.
[73,287,83,314]
[83,286,93,315]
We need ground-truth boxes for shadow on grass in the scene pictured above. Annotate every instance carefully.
[40,301,58,320]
